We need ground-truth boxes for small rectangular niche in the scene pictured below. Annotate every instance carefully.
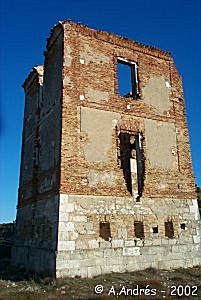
[117,58,139,100]
[99,222,111,241]
[134,221,144,239]
[152,226,158,234]
[180,223,186,230]
[165,221,174,238]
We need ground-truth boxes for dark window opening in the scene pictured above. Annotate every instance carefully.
[118,131,144,198]
[152,226,158,234]
[134,134,144,198]
[117,59,139,100]
[180,223,186,230]
[134,221,145,239]
[99,222,111,241]
[165,221,174,238]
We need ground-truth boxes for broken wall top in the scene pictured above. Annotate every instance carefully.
[23,65,44,92]
[45,20,171,60]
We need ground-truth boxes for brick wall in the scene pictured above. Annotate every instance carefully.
[60,21,195,199]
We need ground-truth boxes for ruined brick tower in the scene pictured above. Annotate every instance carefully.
[12,21,201,277]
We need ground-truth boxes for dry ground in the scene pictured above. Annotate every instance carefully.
[0,260,201,300]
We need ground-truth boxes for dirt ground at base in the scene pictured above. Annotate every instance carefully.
[0,260,201,300]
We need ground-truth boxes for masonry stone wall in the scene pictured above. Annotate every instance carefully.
[12,195,59,276]
[56,194,201,277]
[12,21,201,277]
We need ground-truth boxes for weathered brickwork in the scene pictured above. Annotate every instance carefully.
[12,21,201,277]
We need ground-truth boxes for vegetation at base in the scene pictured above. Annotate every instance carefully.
[0,260,201,299]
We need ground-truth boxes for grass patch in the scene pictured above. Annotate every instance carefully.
[0,260,201,299]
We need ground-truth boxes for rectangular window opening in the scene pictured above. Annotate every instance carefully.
[99,222,111,241]
[134,221,144,239]
[165,221,174,238]
[118,131,144,199]
[117,59,139,100]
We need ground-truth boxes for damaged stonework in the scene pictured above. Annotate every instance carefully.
[144,119,178,169]
[86,87,109,103]
[63,45,73,67]
[88,169,117,186]
[12,21,201,278]
[80,107,120,162]
[143,76,171,113]
[80,43,110,65]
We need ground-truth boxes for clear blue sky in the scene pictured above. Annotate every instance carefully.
[0,0,201,223]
